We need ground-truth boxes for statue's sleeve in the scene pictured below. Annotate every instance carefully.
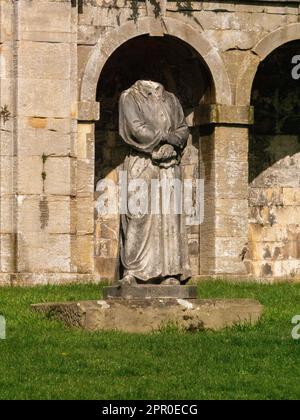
[119,92,163,154]
[167,94,189,149]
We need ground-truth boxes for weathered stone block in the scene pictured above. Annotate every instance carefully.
[0,127,13,157]
[247,260,300,280]
[249,187,284,207]
[44,157,76,196]
[215,237,247,259]
[77,123,95,160]
[18,126,72,157]
[216,213,248,238]
[11,272,99,287]
[0,195,14,234]
[207,29,259,51]
[202,2,235,12]
[78,102,100,122]
[73,235,94,274]
[31,298,263,333]
[0,234,14,273]
[273,260,300,278]
[0,156,14,195]
[17,156,44,195]
[252,12,287,33]
[282,188,300,206]
[19,116,74,134]
[190,256,200,276]
[103,285,198,300]
[17,195,75,234]
[95,256,119,281]
[214,126,249,161]
[18,0,75,43]
[214,257,248,275]
[0,41,13,79]
[235,4,265,13]
[215,161,249,199]
[272,206,300,226]
[0,1,13,43]
[17,78,75,119]
[76,195,94,235]
[0,273,12,286]
[17,41,71,80]
[249,224,289,243]
[17,232,71,273]
[76,159,94,195]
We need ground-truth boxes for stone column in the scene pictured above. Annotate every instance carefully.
[0,0,15,285]
[11,0,79,285]
[198,105,253,277]
[75,107,97,278]
[77,100,120,283]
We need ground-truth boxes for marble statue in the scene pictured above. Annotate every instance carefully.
[119,80,191,285]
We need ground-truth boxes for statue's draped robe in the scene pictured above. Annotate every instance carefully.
[119,81,191,282]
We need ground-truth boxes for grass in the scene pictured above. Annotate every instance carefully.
[0,281,300,400]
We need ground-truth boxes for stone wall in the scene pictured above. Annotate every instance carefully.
[0,0,300,285]
[0,0,15,285]
[247,40,300,279]
[0,0,96,285]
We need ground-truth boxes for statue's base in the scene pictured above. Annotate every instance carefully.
[103,284,198,300]
[31,298,263,333]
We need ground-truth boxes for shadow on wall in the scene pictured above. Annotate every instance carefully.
[95,34,213,182]
[94,34,215,280]
[249,40,300,184]
[247,40,300,279]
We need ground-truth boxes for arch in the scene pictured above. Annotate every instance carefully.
[247,38,300,279]
[80,17,232,106]
[236,23,300,105]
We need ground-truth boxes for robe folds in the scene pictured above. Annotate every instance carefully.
[119,81,191,282]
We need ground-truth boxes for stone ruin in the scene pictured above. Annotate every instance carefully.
[0,0,299,286]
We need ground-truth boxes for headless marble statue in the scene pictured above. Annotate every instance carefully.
[118,81,191,286]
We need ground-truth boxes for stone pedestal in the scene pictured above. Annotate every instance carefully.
[32,285,263,333]
[103,285,198,300]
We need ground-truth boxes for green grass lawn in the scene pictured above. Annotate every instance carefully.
[0,281,300,400]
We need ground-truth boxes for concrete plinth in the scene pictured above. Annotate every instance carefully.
[32,298,263,333]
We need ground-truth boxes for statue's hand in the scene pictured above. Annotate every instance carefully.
[152,144,177,161]
[166,133,183,149]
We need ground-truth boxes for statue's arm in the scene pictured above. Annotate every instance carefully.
[119,92,163,154]
[165,94,189,150]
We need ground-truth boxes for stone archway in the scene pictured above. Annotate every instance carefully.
[77,17,242,282]
[246,39,300,279]
[236,23,300,106]
[94,34,216,280]
[79,16,232,108]
[234,23,300,280]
